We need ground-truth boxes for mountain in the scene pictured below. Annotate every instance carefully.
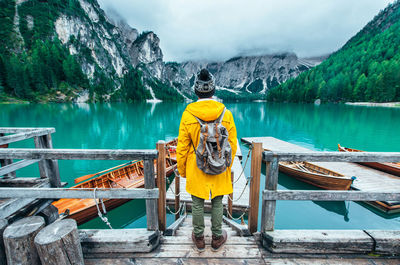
[0,0,322,103]
[0,0,181,102]
[267,1,400,103]
[164,54,325,101]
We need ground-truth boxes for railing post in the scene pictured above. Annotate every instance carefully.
[248,142,262,234]
[261,156,279,232]
[34,134,61,187]
[156,141,166,231]
[228,171,234,219]
[144,158,158,231]
[0,133,15,179]
[175,174,180,220]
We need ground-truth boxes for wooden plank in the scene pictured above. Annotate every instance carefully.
[365,230,400,254]
[0,182,51,219]
[262,151,400,163]
[34,136,48,180]
[263,190,400,201]
[175,175,180,220]
[79,229,159,255]
[157,141,166,231]
[0,159,40,176]
[248,142,262,234]
[228,172,233,219]
[263,230,373,254]
[0,129,55,145]
[161,235,256,245]
[85,258,264,265]
[0,219,7,265]
[129,243,262,258]
[0,148,158,160]
[0,178,48,186]
[164,213,187,236]
[144,158,158,231]
[0,187,159,199]
[0,128,55,134]
[222,216,251,236]
[0,133,14,179]
[262,157,279,232]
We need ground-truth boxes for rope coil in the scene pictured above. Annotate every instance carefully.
[93,187,113,229]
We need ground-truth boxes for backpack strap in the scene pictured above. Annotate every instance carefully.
[215,108,226,124]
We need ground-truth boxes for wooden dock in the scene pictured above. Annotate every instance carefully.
[166,139,250,213]
[83,215,400,265]
[241,137,400,212]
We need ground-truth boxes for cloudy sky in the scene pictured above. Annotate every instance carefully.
[98,0,394,62]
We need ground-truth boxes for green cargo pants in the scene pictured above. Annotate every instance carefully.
[191,195,223,237]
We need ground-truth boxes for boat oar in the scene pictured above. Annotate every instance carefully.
[74,161,137,184]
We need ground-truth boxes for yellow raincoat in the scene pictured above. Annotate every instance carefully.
[177,99,237,200]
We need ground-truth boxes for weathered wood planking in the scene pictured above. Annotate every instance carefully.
[365,230,400,254]
[0,129,55,145]
[263,190,400,201]
[0,187,159,199]
[164,214,187,236]
[0,181,51,219]
[79,229,160,257]
[0,219,7,265]
[156,141,166,231]
[166,141,249,211]
[0,148,158,160]
[0,159,41,177]
[263,230,374,254]
[34,134,61,187]
[248,142,262,234]
[0,128,55,134]
[144,158,158,231]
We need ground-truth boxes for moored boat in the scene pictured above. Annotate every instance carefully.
[52,139,178,225]
[279,161,353,190]
[338,144,400,177]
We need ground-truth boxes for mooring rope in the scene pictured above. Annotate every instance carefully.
[227,175,252,203]
[233,147,252,184]
[166,201,186,215]
[225,204,249,221]
[93,187,113,229]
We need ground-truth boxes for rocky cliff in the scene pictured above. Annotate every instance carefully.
[163,54,325,98]
[0,0,323,102]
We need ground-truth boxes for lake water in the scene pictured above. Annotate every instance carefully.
[1,102,400,230]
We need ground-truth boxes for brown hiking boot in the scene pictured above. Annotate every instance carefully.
[192,231,205,252]
[211,229,227,252]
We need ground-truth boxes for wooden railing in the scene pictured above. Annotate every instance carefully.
[0,131,161,231]
[245,142,400,234]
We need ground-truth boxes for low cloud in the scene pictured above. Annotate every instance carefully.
[98,0,394,62]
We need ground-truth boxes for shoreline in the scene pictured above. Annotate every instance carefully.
[345,102,400,108]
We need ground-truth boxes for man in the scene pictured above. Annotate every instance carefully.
[176,69,237,252]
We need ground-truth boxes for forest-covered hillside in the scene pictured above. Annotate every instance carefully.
[0,0,181,102]
[267,1,400,103]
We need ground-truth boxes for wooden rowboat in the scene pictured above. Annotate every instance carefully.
[338,144,400,177]
[279,161,353,190]
[52,139,178,225]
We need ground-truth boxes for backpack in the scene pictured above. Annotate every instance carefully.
[191,108,232,175]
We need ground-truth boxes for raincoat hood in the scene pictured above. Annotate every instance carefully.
[185,99,225,122]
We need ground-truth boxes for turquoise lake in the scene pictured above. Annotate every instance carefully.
[1,102,400,230]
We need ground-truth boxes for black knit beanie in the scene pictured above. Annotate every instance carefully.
[194,69,215,98]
